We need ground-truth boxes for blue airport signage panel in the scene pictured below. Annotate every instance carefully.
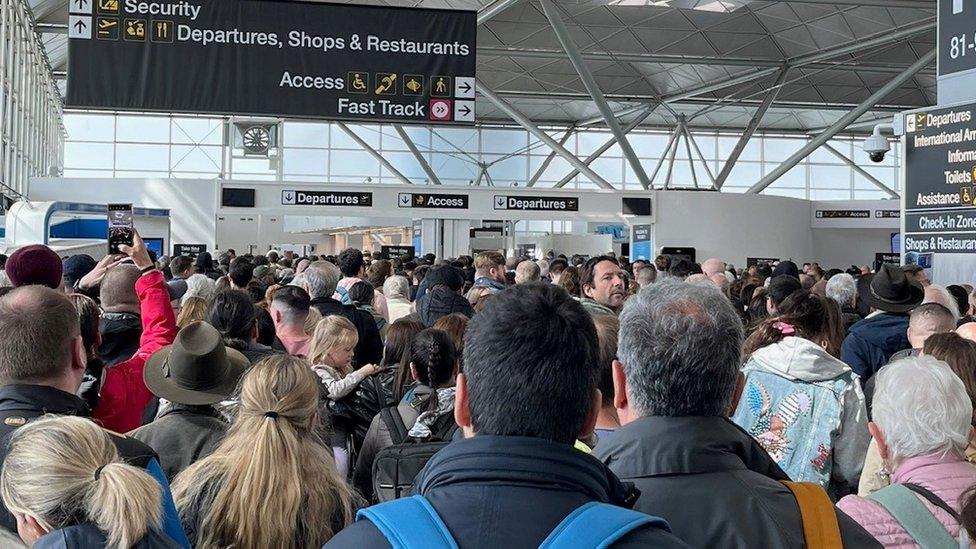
[66,0,476,124]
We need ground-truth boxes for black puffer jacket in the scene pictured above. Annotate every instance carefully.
[415,288,473,327]
[98,312,141,366]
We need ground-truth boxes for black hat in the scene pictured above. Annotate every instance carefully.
[62,255,97,287]
[425,266,464,292]
[144,321,249,405]
[858,264,924,314]
[772,260,800,279]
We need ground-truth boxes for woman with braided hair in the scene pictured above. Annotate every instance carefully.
[353,329,458,502]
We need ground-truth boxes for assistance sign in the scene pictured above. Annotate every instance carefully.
[67,0,476,124]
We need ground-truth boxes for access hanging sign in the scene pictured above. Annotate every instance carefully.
[66,0,477,125]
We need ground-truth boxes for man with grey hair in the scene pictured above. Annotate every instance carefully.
[826,273,862,333]
[594,280,879,547]
[514,260,541,285]
[304,260,382,366]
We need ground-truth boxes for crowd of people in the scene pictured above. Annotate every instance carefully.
[0,235,975,547]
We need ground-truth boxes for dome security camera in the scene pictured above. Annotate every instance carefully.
[863,126,891,163]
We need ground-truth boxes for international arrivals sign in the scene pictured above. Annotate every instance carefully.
[66,0,476,124]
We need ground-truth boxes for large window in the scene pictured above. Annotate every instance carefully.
[61,112,900,200]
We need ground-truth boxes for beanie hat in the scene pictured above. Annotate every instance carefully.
[7,245,63,288]
[62,254,97,287]
[425,266,464,292]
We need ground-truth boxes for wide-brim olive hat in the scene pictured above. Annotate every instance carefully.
[144,321,249,405]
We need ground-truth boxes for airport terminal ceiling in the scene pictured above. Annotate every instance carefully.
[30,0,937,133]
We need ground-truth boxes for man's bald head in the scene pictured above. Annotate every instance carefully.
[958,322,976,343]
[100,264,141,314]
[0,286,81,383]
[709,273,730,294]
[514,260,541,285]
[701,258,726,278]
[908,302,957,350]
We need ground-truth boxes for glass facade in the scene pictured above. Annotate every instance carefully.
[1,0,64,198]
[61,112,900,200]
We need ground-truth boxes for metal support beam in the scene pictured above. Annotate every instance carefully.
[663,122,684,191]
[716,67,789,189]
[683,129,699,190]
[766,0,933,8]
[478,81,614,189]
[662,66,780,104]
[477,0,521,25]
[335,122,414,186]
[578,104,646,127]
[748,48,934,194]
[527,128,573,187]
[823,143,899,199]
[555,106,655,188]
[686,130,717,189]
[644,124,680,190]
[539,0,651,189]
[394,125,442,185]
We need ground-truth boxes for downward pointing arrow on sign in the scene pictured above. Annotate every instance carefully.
[495,196,506,207]
[400,194,410,206]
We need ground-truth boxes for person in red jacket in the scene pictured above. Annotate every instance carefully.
[92,231,178,433]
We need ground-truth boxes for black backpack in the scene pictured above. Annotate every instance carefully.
[371,406,457,503]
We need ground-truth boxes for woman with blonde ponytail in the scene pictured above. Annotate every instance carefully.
[0,415,175,548]
[172,354,356,548]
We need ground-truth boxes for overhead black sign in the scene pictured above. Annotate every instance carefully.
[281,189,372,207]
[905,232,976,254]
[905,105,976,211]
[380,245,415,259]
[66,0,477,125]
[875,252,900,265]
[939,0,976,77]
[397,192,468,209]
[747,257,779,267]
[875,209,901,219]
[493,195,579,212]
[906,209,976,233]
[815,210,870,219]
[173,243,207,256]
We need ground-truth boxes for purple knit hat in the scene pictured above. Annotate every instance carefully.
[6,245,63,288]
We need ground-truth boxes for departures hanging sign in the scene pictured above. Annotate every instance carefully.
[66,0,476,125]
[903,103,976,254]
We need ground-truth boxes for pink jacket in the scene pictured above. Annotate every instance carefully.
[837,451,976,547]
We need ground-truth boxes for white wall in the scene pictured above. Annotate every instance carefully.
[812,229,895,269]
[653,191,815,267]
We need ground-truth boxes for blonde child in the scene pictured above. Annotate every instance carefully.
[308,315,380,476]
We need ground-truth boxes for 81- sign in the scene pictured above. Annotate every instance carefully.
[949,32,976,59]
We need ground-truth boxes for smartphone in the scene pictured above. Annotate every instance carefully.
[107,203,134,254]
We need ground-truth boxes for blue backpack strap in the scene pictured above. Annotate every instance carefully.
[540,502,668,549]
[868,484,958,549]
[356,496,458,549]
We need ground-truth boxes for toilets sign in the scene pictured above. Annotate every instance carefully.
[67,0,476,125]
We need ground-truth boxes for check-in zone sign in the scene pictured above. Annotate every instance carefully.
[493,195,579,211]
[282,189,373,207]
[398,192,469,209]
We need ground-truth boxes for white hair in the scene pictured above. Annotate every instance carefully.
[537,260,550,278]
[873,355,972,463]
[924,284,961,321]
[182,274,215,306]
[825,273,857,307]
[383,275,410,301]
[701,258,726,277]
